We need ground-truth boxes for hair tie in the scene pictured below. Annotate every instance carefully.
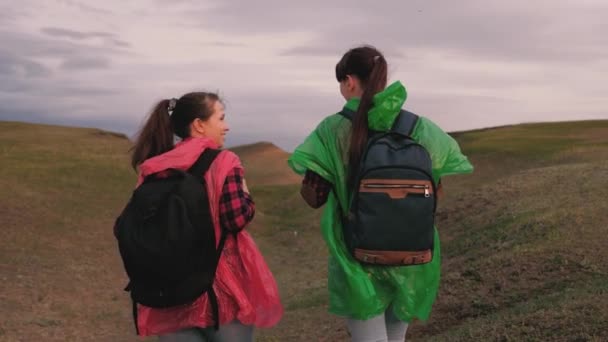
[168,98,177,113]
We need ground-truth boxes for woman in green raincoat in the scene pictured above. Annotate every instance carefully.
[288,45,473,341]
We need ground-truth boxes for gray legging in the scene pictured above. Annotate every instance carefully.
[157,321,253,342]
[346,305,409,342]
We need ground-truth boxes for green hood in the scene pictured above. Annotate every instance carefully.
[343,81,408,131]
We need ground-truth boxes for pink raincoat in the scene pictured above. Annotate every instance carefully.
[133,137,283,336]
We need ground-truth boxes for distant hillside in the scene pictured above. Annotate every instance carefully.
[1,119,607,341]
[231,141,301,186]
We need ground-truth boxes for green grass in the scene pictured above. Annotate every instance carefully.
[1,119,608,341]
[425,276,608,341]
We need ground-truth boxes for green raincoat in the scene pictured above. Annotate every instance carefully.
[288,81,474,322]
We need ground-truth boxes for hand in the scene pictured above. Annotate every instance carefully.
[242,178,250,194]
[436,182,444,200]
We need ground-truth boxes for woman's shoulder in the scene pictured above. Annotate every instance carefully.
[217,148,238,159]
[215,149,243,169]
[409,114,454,152]
[411,115,449,139]
[312,112,351,135]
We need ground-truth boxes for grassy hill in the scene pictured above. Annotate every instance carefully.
[0,119,607,341]
[231,141,301,186]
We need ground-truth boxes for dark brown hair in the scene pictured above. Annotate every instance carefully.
[335,45,388,185]
[130,92,220,170]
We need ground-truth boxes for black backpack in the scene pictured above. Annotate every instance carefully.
[113,149,224,333]
[340,108,436,266]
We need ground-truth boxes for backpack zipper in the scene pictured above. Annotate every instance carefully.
[362,183,431,197]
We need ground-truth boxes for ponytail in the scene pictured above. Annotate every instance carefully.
[347,54,388,186]
[131,99,174,170]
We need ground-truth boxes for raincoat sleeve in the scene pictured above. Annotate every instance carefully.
[288,116,347,186]
[413,117,474,182]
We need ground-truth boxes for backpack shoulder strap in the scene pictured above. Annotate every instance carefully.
[339,108,355,121]
[391,110,419,136]
[188,148,221,180]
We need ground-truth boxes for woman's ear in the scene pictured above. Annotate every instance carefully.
[345,75,355,92]
[346,75,362,94]
[190,118,206,137]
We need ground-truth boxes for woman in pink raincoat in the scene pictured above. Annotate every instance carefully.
[128,92,283,341]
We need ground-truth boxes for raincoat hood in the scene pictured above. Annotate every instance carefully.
[343,81,408,131]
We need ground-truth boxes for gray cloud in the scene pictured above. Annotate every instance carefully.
[0,52,52,78]
[0,12,14,25]
[0,80,34,94]
[0,25,128,110]
[208,41,247,47]
[0,108,135,140]
[0,85,131,138]
[0,3,32,26]
[53,0,112,15]
[41,27,114,40]
[41,84,121,97]
[0,21,128,132]
[41,27,131,49]
[181,0,608,63]
[110,39,131,48]
[0,0,607,152]
[61,56,111,70]
[1,29,129,62]
[280,44,407,61]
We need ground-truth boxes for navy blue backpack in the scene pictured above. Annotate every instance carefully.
[340,109,437,266]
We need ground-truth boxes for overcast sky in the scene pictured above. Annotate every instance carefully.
[1,0,607,150]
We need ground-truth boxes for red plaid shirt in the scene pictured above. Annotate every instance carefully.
[302,170,332,208]
[220,167,255,232]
